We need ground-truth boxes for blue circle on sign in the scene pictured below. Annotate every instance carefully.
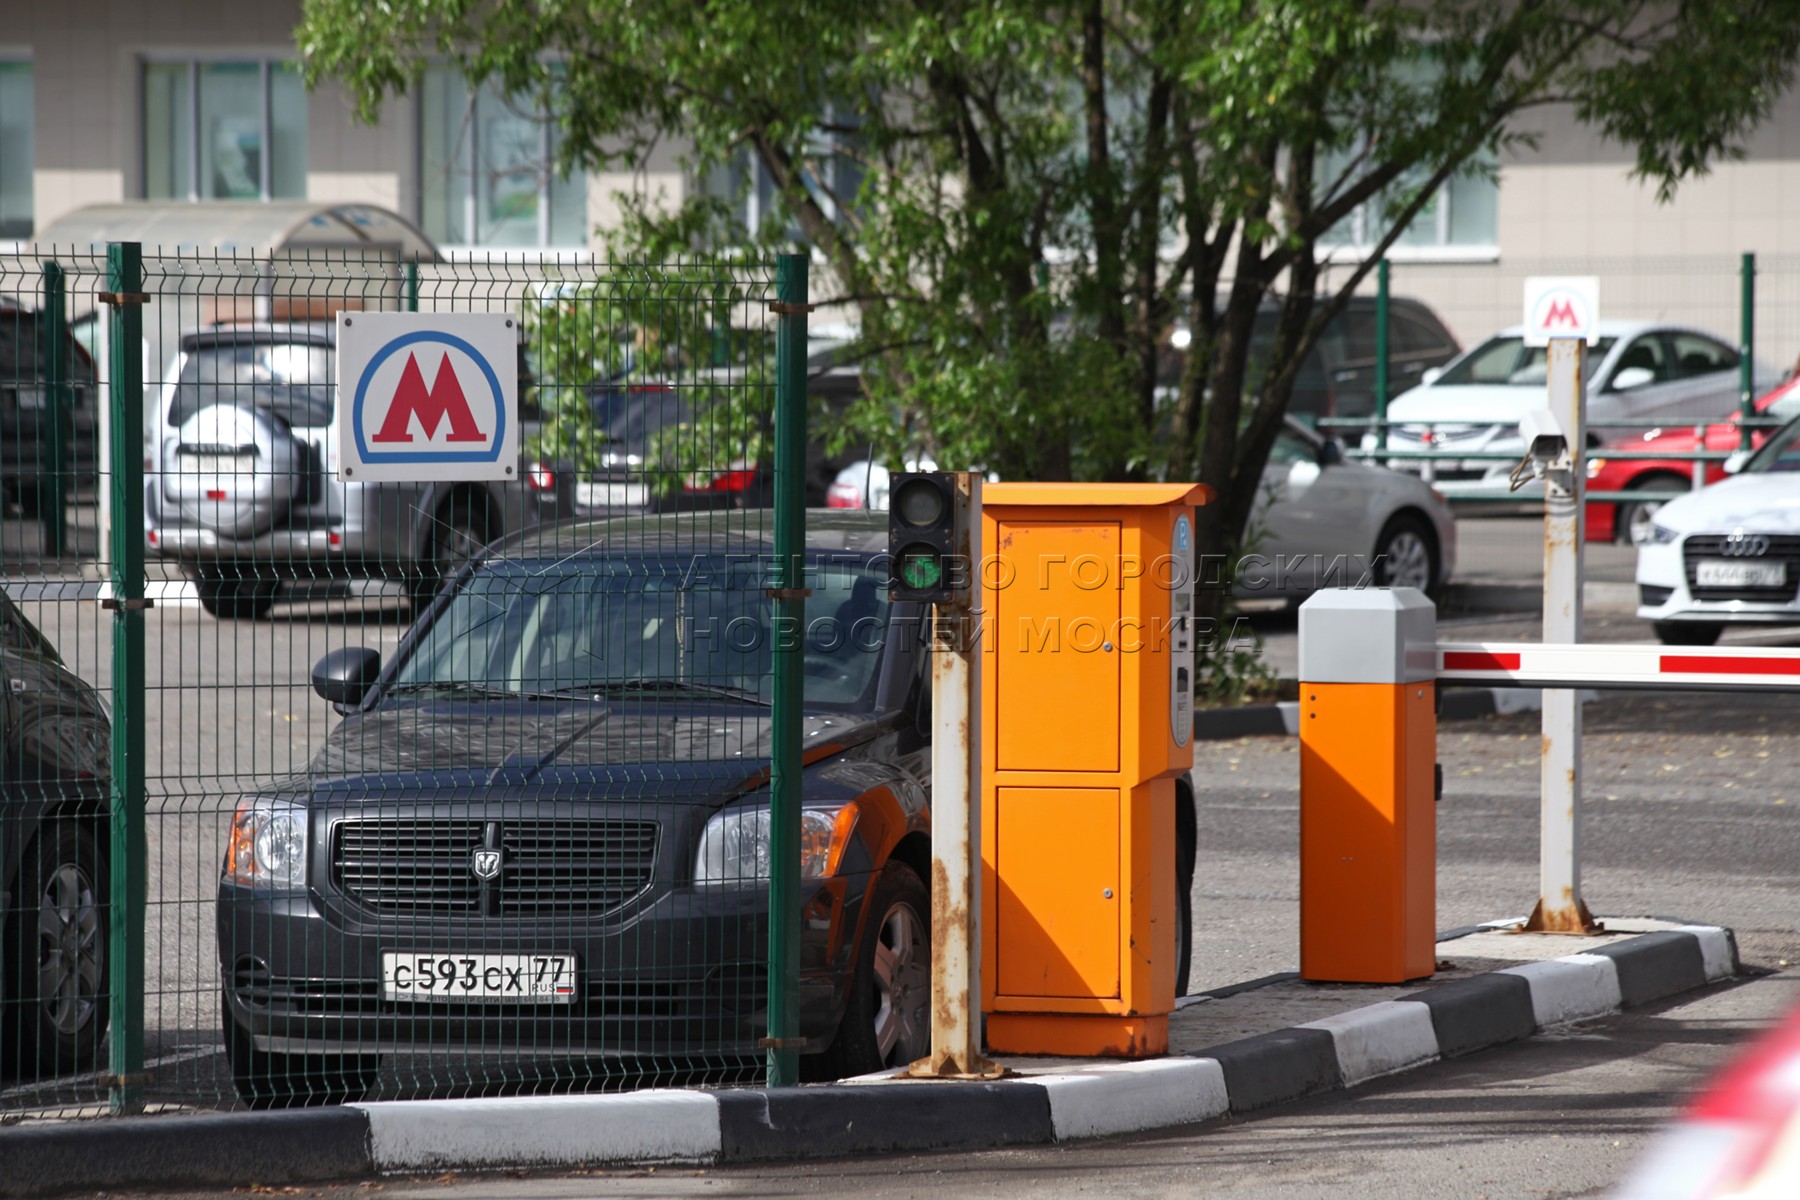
[352,330,507,465]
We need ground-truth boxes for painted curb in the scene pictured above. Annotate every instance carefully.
[3,924,1739,1198]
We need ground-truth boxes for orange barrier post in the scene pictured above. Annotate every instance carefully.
[980,483,1209,1057]
[1298,588,1437,983]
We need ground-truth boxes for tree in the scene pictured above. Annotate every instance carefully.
[300,0,1800,639]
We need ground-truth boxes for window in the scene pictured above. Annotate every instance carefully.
[1667,333,1737,379]
[1439,336,1619,387]
[143,59,307,201]
[0,60,32,237]
[1318,152,1498,255]
[1607,336,1669,391]
[419,66,587,248]
[699,113,865,239]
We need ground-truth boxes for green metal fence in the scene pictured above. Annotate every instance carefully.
[0,244,857,1117]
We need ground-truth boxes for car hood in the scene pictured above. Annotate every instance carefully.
[1655,473,1800,534]
[297,700,888,802]
[1387,383,1588,427]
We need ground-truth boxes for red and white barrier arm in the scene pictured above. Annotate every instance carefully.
[1437,642,1800,692]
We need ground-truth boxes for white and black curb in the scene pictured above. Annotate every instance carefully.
[4,924,1738,1197]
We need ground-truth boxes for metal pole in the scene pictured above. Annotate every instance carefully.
[40,261,68,557]
[764,253,808,1088]
[1373,258,1390,467]
[1524,336,1598,935]
[405,259,419,313]
[908,474,999,1080]
[105,243,148,1112]
[1740,252,1756,451]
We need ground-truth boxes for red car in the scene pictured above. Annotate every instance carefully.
[1613,997,1800,1198]
[1587,378,1800,544]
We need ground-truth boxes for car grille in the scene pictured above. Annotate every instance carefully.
[331,817,659,917]
[1683,534,1800,601]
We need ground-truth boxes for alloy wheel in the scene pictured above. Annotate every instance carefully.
[1380,528,1434,591]
[37,861,104,1038]
[870,900,929,1065]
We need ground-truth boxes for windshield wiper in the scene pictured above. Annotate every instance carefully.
[586,678,771,705]
[383,681,555,701]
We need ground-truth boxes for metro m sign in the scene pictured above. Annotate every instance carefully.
[337,312,518,482]
[1522,276,1601,348]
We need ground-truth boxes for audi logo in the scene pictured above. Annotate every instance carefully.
[1720,533,1772,557]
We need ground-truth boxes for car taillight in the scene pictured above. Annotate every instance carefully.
[526,461,555,491]
[685,467,760,493]
[825,481,862,509]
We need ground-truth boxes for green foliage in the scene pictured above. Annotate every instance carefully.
[300,0,1800,567]
[519,264,774,497]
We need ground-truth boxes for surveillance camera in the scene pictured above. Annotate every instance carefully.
[1518,409,1568,463]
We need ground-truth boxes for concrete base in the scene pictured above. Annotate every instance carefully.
[986,1012,1169,1058]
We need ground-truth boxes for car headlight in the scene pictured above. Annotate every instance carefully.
[1647,522,1680,545]
[1586,457,1605,479]
[695,801,860,885]
[224,797,309,888]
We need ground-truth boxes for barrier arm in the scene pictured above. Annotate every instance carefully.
[1440,642,1800,691]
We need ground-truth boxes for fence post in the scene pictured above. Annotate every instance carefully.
[104,243,147,1114]
[405,258,419,313]
[765,253,808,1088]
[1373,258,1390,466]
[1740,251,1756,451]
[39,261,68,556]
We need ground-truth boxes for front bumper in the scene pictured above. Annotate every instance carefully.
[1636,537,1800,626]
[218,872,869,1060]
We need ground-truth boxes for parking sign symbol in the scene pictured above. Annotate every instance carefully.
[337,312,518,482]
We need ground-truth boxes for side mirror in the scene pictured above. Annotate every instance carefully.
[1724,449,1751,475]
[313,647,381,707]
[1316,437,1345,467]
[1420,366,1444,386]
[1610,366,1656,391]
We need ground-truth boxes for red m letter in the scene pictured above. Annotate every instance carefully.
[372,352,488,443]
[1542,298,1579,329]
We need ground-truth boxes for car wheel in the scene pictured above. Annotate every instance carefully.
[6,823,110,1077]
[1372,515,1439,597]
[1616,473,1688,545]
[410,494,491,615]
[195,566,279,620]
[1175,782,1196,998]
[809,861,930,1080]
[223,993,379,1108]
[1654,621,1723,647]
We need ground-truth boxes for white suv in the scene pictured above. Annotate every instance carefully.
[145,322,561,619]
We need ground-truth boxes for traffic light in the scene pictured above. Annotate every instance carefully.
[889,472,969,605]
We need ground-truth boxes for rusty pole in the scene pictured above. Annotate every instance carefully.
[1524,337,1601,935]
[909,472,1001,1079]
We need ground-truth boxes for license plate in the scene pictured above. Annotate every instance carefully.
[381,953,576,1003]
[575,481,648,507]
[1695,559,1787,588]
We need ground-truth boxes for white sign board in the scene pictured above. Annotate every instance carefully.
[1522,276,1600,347]
[336,312,519,482]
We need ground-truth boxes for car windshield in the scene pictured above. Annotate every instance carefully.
[168,341,334,428]
[1742,420,1800,473]
[1436,335,1618,387]
[390,553,892,708]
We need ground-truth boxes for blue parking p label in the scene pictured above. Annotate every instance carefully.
[337,312,519,482]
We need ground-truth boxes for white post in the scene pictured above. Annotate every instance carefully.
[1525,337,1599,934]
[909,473,999,1079]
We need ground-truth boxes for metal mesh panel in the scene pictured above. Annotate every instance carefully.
[0,245,925,1120]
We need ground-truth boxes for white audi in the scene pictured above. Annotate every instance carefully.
[1637,413,1800,644]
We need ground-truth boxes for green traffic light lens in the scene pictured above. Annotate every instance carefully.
[893,478,946,528]
[898,547,943,591]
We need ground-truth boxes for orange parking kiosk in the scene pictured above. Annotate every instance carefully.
[980,483,1209,1057]
[1297,588,1437,983]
